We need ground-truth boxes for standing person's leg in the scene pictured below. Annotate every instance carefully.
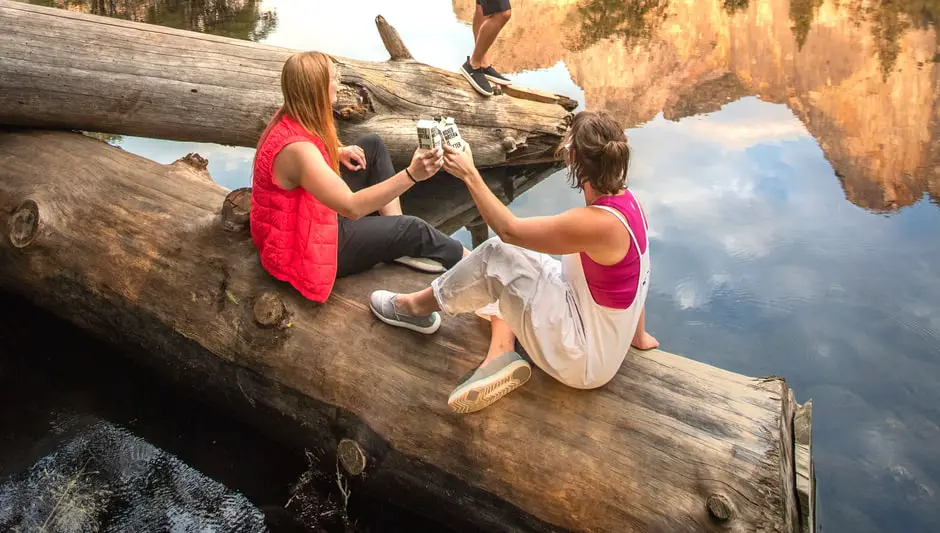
[461,0,512,96]
[339,134,402,216]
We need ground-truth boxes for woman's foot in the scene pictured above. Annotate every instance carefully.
[370,290,441,334]
[448,352,531,414]
[631,331,659,351]
[460,57,494,96]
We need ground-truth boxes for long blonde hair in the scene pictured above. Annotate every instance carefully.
[257,51,341,173]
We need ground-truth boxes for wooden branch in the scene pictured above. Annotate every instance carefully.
[502,84,579,111]
[0,129,810,533]
[375,15,413,61]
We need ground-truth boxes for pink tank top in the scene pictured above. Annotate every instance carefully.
[579,191,648,309]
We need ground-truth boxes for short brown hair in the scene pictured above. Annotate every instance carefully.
[556,111,631,195]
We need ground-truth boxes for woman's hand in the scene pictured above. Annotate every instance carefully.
[407,147,444,181]
[442,143,477,182]
[339,145,367,171]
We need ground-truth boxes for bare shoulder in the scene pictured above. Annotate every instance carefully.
[576,205,632,263]
[274,141,328,188]
[278,140,325,163]
[561,205,624,231]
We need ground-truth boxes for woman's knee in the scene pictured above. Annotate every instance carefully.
[396,215,427,233]
[477,236,529,262]
[492,9,511,25]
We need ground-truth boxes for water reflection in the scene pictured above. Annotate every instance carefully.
[453,0,939,213]
[513,96,940,533]
[789,0,824,50]
[723,0,750,15]
[567,0,670,51]
[29,0,277,40]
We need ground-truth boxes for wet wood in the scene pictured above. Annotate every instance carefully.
[795,400,815,533]
[0,129,810,533]
[0,0,571,171]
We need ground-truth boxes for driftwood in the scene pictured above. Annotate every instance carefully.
[0,129,812,532]
[0,1,575,171]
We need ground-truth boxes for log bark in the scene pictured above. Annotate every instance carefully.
[0,1,573,170]
[0,129,808,533]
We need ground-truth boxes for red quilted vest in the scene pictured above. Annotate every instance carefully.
[251,113,339,302]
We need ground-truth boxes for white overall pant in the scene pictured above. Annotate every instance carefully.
[431,200,651,389]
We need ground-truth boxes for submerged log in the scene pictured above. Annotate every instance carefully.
[0,129,811,533]
[0,1,573,171]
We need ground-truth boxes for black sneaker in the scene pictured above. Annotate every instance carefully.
[461,58,494,97]
[483,65,512,86]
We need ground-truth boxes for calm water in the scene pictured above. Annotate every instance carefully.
[6,0,940,532]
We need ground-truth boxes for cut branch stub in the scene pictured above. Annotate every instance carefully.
[375,15,413,61]
[9,199,40,248]
[706,494,735,522]
[338,438,367,476]
[501,136,518,153]
[253,291,286,327]
[221,187,252,232]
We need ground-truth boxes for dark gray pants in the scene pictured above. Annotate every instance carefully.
[336,134,464,278]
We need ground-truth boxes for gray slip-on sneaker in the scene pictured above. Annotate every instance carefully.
[447,352,531,414]
[370,290,441,335]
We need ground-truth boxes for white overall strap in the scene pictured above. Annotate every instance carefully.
[589,204,641,252]
[625,189,649,245]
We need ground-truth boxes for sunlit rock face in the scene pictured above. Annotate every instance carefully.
[453,0,938,211]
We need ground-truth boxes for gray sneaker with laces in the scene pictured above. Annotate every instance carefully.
[369,290,442,334]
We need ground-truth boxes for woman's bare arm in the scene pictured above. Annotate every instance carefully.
[273,142,442,219]
[445,145,627,260]
[462,170,620,257]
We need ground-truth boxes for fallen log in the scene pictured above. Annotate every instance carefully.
[0,129,813,533]
[0,0,574,171]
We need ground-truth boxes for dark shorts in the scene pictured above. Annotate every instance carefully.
[477,0,510,16]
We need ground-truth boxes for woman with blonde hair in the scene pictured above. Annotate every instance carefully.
[251,52,465,303]
[370,111,658,413]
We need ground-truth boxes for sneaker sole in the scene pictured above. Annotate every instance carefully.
[460,68,494,96]
[369,301,442,335]
[485,75,512,86]
[448,361,531,414]
[394,256,447,274]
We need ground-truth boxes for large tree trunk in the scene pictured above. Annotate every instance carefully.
[0,129,811,532]
[0,1,575,171]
